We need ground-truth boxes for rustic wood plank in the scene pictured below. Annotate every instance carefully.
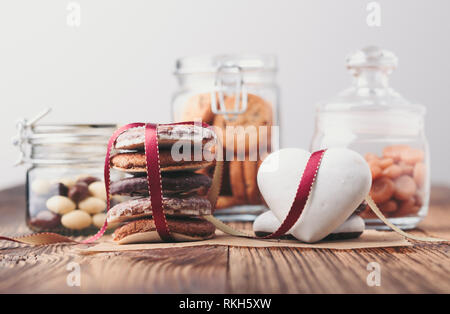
[228,243,449,293]
[0,244,229,293]
[227,195,450,294]
[0,186,228,293]
[1,185,449,293]
[78,246,228,293]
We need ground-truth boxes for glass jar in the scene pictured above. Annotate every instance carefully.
[172,54,280,221]
[13,109,118,235]
[311,46,429,230]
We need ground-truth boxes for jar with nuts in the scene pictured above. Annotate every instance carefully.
[311,47,429,230]
[172,54,280,221]
[13,113,120,235]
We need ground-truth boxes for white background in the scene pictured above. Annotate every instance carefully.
[0,0,449,189]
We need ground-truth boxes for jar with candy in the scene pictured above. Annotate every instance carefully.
[311,46,429,230]
[172,54,280,221]
[13,109,119,235]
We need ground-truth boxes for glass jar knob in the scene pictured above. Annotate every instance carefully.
[346,46,398,75]
[339,46,408,105]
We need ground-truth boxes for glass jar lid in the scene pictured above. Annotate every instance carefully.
[13,108,117,165]
[174,54,277,75]
[318,46,425,114]
[346,46,398,72]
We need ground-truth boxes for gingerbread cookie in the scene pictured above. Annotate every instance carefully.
[197,149,232,196]
[115,124,216,150]
[215,195,245,209]
[110,172,212,196]
[106,195,212,224]
[243,161,260,204]
[229,160,247,202]
[110,150,213,173]
[178,93,215,124]
[219,160,232,196]
[113,217,216,244]
[213,93,273,153]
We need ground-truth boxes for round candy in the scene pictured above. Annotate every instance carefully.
[46,195,76,214]
[61,210,92,230]
[49,182,69,196]
[368,160,382,180]
[394,175,417,201]
[364,152,379,162]
[79,197,106,214]
[400,148,424,165]
[379,200,398,214]
[31,179,52,195]
[393,197,419,217]
[379,158,394,169]
[413,162,426,187]
[92,213,107,228]
[29,196,49,217]
[88,181,107,201]
[414,191,424,207]
[75,173,92,181]
[68,182,89,203]
[382,145,410,162]
[382,164,402,179]
[370,177,395,203]
[29,210,61,229]
[398,161,414,175]
[58,177,76,188]
[76,176,99,186]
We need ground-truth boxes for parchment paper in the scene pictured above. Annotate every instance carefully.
[77,230,411,254]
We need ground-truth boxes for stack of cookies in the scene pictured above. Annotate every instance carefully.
[106,124,217,244]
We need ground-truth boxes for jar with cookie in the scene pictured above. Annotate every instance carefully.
[13,109,120,235]
[172,54,279,221]
[311,46,429,230]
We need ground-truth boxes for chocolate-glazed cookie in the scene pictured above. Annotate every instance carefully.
[106,195,212,224]
[113,217,216,244]
[110,149,214,173]
[110,172,212,196]
[114,124,216,150]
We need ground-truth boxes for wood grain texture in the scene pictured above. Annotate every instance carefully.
[0,185,449,293]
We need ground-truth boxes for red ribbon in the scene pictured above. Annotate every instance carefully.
[261,149,326,239]
[82,122,146,244]
[144,123,172,241]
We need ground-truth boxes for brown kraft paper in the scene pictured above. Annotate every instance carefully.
[77,229,411,255]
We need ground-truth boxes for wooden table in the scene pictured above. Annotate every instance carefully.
[1,185,449,294]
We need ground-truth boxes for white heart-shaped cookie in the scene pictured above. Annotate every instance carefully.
[253,210,365,238]
[257,148,371,242]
